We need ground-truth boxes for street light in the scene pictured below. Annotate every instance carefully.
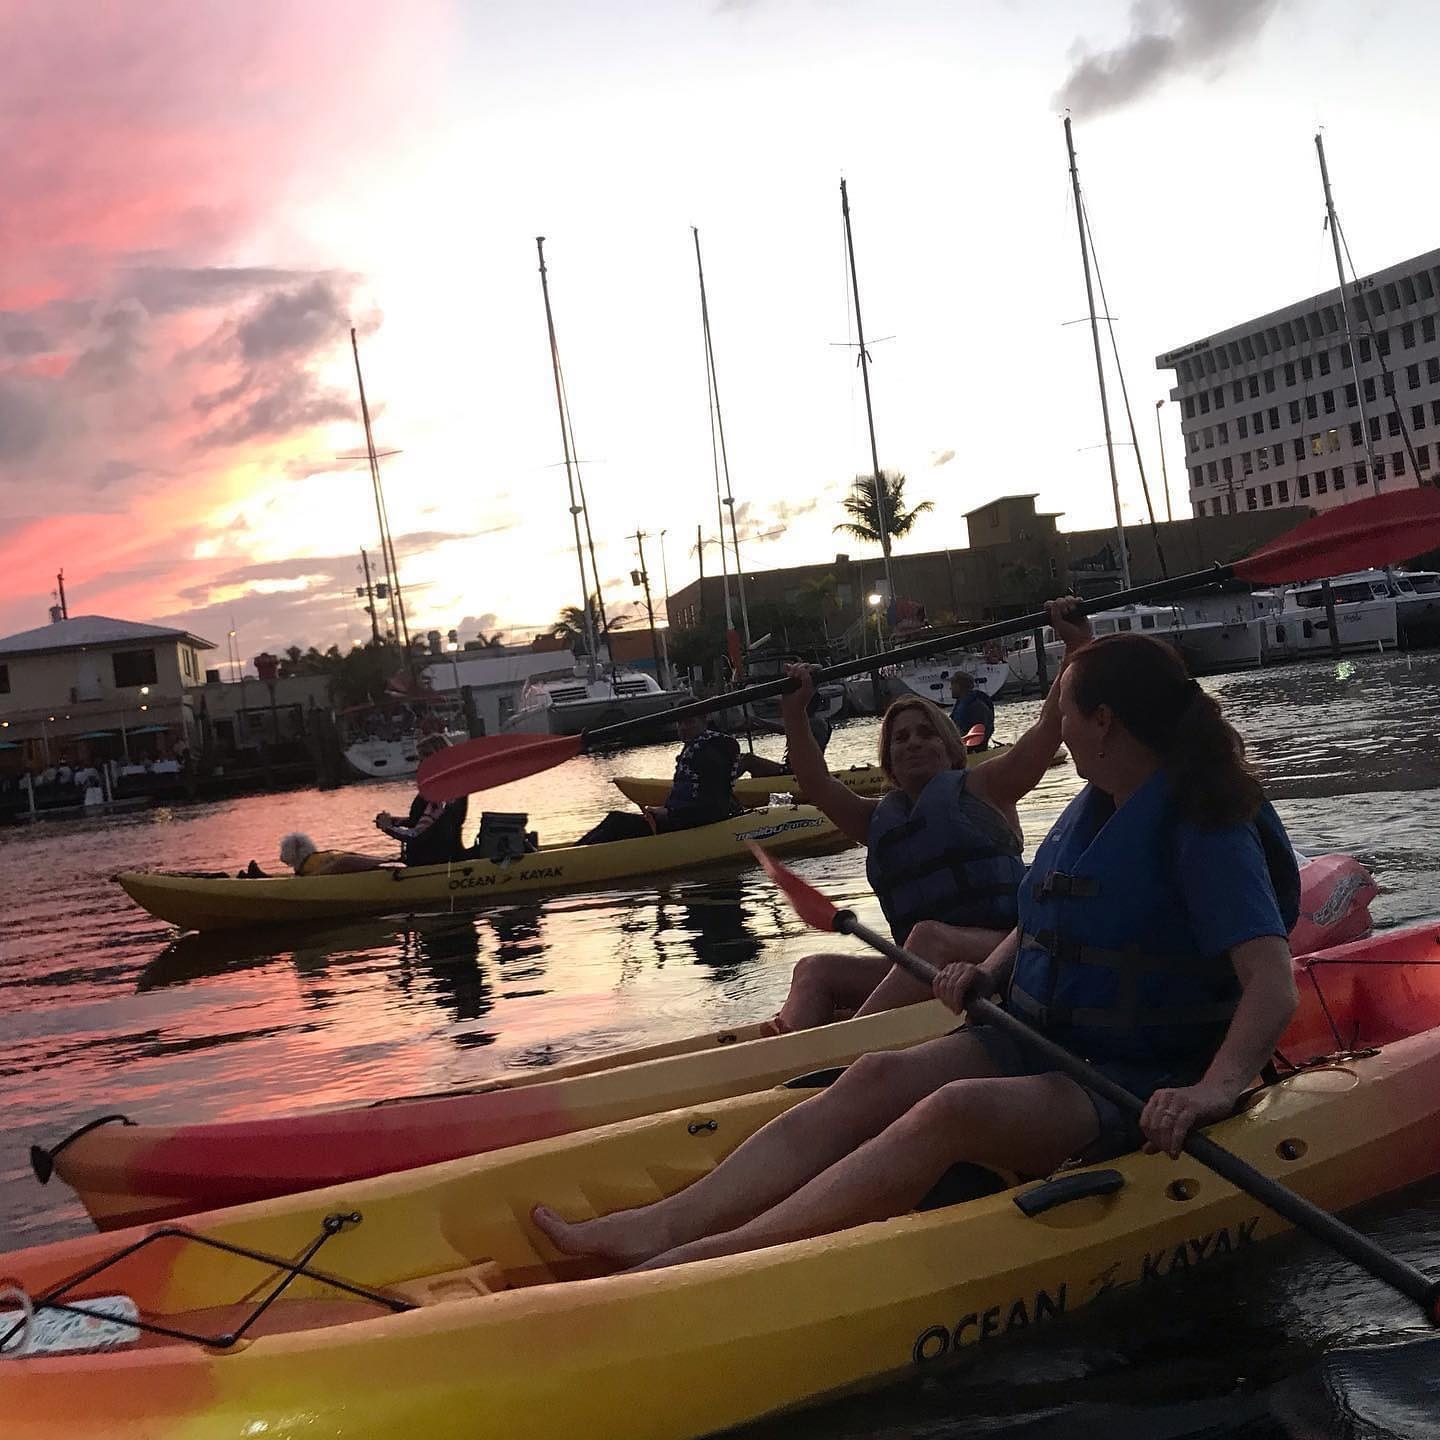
[1154,398,1174,524]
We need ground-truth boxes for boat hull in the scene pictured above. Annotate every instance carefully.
[115,806,850,933]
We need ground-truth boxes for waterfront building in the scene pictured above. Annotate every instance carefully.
[1157,247,1440,519]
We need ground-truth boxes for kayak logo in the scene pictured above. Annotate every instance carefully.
[910,1216,1262,1365]
[735,817,823,842]
[912,1286,1067,1363]
[1307,872,1368,928]
[446,865,565,892]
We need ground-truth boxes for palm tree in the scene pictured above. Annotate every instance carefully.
[551,593,625,652]
[834,470,934,558]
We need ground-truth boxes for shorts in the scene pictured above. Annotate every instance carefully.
[962,1022,1201,1163]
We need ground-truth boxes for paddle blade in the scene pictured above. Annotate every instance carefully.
[745,842,844,934]
[1235,487,1440,584]
[418,732,583,800]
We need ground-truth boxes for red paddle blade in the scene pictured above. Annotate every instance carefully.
[418,732,583,801]
[1236,487,1440,584]
[745,841,843,933]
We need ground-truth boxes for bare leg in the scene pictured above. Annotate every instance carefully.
[771,953,891,1032]
[637,1071,1100,1270]
[532,1031,1000,1265]
[851,923,1008,1019]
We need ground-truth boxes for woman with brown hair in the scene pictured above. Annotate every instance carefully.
[767,601,1092,1031]
[534,630,1300,1271]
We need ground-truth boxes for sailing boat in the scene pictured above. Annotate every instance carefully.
[503,239,689,740]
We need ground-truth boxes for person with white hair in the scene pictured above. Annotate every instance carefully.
[277,832,390,876]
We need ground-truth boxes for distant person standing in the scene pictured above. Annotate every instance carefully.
[949,672,995,747]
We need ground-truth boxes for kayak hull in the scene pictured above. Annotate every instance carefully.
[6,1028,1440,1440]
[115,805,850,933]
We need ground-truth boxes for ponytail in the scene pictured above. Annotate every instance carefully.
[1067,634,1263,827]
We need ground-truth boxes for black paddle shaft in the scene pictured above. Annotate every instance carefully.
[834,909,1440,1322]
[578,561,1236,748]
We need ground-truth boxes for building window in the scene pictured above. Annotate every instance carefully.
[1292,437,1305,462]
[1300,356,1313,381]
[0,663,7,695]
[1327,428,1341,452]
[1310,433,1324,456]
[1258,447,1270,471]
[1420,444,1432,471]
[1424,315,1437,344]
[1413,404,1426,430]
[1370,415,1383,442]
[1378,331,1392,357]
[1232,380,1244,403]
[1395,450,1407,476]
[1318,350,1332,376]
[1284,362,1296,386]
[1237,415,1248,438]
[1262,370,1275,394]
[1383,372,1395,397]
[1277,479,1290,503]
[1341,343,1353,368]
[1298,474,1311,499]
[1191,466,1204,487]
[1387,412,1402,437]
[1213,387,1224,410]
[112,649,159,688]
[1187,432,1200,453]
[1428,357,1440,384]
[1316,472,1329,494]
[1432,400,1440,425]
[1334,468,1347,490]
[1203,426,1214,448]
[1272,443,1284,466]
[1402,321,1416,348]
[1253,410,1265,435]
[1359,337,1372,362]
[1305,395,1318,420]
[1345,382,1358,407]
[1353,463,1366,486]
[1199,392,1210,414]
[1373,457,1384,482]
[1207,461,1218,481]
[1222,456,1234,479]
[1407,363,1421,389]
[1323,390,1336,415]
[1261,483,1274,507]
[1217,421,1229,444]
[1241,451,1254,476]
[1289,399,1302,424]
[1249,375,1261,398]
[1183,396,1195,419]
[1268,406,1280,428]
[1350,420,1363,445]
[1364,376,1378,404]
[1246,487,1258,510]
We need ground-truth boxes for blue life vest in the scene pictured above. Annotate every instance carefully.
[664,730,743,815]
[1007,773,1300,1071]
[865,768,1025,943]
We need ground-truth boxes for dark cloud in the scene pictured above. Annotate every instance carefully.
[68,302,148,389]
[88,460,142,491]
[1055,0,1282,119]
[236,278,350,363]
[0,378,50,461]
[197,373,353,448]
[123,266,337,316]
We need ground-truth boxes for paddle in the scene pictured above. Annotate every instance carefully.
[420,487,1440,800]
[747,842,1440,1323]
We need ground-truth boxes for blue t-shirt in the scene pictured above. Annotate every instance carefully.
[949,690,995,743]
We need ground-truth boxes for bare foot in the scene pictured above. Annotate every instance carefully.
[530,1205,665,1266]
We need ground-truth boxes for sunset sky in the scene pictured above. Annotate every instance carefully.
[4,0,1440,668]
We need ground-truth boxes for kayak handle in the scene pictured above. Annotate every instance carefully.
[30,1114,135,1185]
[1014,1169,1126,1218]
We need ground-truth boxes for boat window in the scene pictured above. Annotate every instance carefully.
[1294,590,1321,609]
[1116,618,1133,632]
[1334,583,1372,604]
[1372,585,1389,599]
[1275,624,1287,642]
[1140,615,1155,629]
[1302,621,1314,639]
[1094,620,1115,635]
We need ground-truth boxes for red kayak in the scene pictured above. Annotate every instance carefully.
[32,854,1390,1232]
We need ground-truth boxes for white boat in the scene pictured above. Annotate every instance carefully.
[1340,567,1440,649]
[1258,576,1398,660]
[338,698,467,779]
[501,667,690,737]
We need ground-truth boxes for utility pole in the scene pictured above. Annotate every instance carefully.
[632,531,665,683]
[839,178,896,607]
[55,569,69,619]
[1316,131,1382,494]
[1064,117,1131,589]
[1154,400,1175,522]
[357,549,383,644]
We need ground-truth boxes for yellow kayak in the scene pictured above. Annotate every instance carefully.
[5,1026,1440,1438]
[116,805,850,933]
[611,745,1067,811]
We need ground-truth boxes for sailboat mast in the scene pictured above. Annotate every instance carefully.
[1063,117,1131,589]
[350,328,410,649]
[536,236,599,680]
[1315,132,1382,494]
[692,227,751,648]
[839,178,896,607]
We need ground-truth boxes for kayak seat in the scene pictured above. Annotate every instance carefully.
[389,1260,509,1307]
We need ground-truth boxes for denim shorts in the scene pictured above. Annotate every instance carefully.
[963,1022,1198,1163]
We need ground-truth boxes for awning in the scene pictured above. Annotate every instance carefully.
[128,723,172,735]
[0,741,19,751]
[78,729,118,739]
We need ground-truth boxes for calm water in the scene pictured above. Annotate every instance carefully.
[2,652,1439,1436]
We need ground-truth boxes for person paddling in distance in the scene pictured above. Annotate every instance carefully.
[767,598,1093,1033]
[533,631,1300,1271]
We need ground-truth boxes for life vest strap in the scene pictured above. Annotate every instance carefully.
[1031,870,1101,900]
[1019,930,1230,977]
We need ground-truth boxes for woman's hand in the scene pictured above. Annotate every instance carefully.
[780,663,817,723]
[932,962,999,1017]
[1139,1081,1241,1159]
[1045,596,1092,653]
[374,811,393,829]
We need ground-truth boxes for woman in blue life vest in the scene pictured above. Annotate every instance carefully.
[767,601,1094,1032]
[534,629,1300,1271]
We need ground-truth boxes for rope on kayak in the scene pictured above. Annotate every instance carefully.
[0,1211,416,1354]
[30,1114,135,1185]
